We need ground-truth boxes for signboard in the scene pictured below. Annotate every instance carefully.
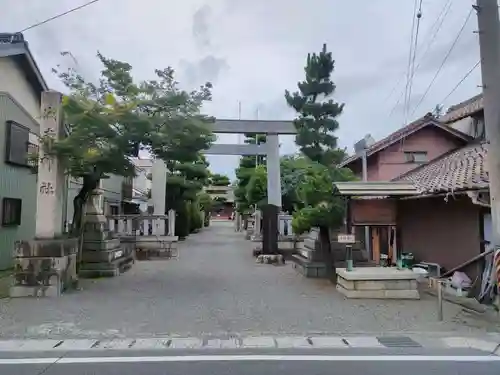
[351,199,397,226]
[337,234,356,244]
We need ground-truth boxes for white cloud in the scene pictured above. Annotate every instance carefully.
[3,0,482,178]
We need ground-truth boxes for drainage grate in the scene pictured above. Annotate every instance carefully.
[377,336,422,348]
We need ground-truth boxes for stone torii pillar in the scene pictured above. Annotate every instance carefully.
[151,158,167,234]
[262,133,281,254]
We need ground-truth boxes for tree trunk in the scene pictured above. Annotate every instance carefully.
[70,173,101,237]
[319,225,336,283]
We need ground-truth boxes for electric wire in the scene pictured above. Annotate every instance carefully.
[388,0,453,117]
[410,7,474,117]
[401,0,420,127]
[404,0,424,124]
[439,60,481,106]
[19,0,101,32]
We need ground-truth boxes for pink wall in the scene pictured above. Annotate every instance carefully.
[348,126,466,181]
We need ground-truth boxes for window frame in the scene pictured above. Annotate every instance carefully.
[404,151,428,163]
[2,197,22,227]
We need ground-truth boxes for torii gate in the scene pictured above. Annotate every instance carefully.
[204,119,297,254]
[151,119,297,253]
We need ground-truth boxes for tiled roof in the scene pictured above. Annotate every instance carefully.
[441,93,483,124]
[395,142,488,194]
[339,113,471,167]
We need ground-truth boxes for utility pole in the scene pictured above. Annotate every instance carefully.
[362,150,371,258]
[475,0,500,252]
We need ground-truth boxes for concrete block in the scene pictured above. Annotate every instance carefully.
[96,339,135,349]
[344,336,384,348]
[442,337,499,352]
[170,338,203,349]
[337,276,354,290]
[355,280,386,291]
[132,338,171,349]
[336,284,420,299]
[205,338,240,349]
[10,284,61,298]
[0,340,60,351]
[275,337,312,348]
[337,267,418,281]
[56,340,98,350]
[310,336,347,348]
[242,336,276,348]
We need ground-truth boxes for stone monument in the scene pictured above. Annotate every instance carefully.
[10,91,79,298]
[79,188,135,277]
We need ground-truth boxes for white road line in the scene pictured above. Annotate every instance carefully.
[1,355,500,365]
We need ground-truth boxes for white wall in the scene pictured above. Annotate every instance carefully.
[0,57,40,120]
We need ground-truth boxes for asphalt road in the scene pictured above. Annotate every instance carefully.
[1,349,500,375]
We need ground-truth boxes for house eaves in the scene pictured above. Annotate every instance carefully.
[334,181,419,197]
[0,33,49,94]
[441,93,483,124]
[339,116,472,168]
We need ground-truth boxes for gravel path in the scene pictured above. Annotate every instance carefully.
[0,221,495,339]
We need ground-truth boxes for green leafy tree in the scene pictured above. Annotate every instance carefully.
[245,164,268,210]
[210,173,230,186]
[285,44,354,281]
[280,154,311,214]
[234,134,266,213]
[198,191,213,226]
[41,52,214,236]
[189,200,203,232]
[44,53,153,235]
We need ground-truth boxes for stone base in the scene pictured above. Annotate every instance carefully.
[256,254,284,265]
[10,284,62,298]
[79,239,134,278]
[10,238,79,298]
[135,236,179,261]
[336,267,420,299]
[78,255,134,278]
[291,254,327,278]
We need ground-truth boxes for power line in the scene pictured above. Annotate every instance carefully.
[404,0,424,124]
[439,60,481,105]
[19,0,101,33]
[401,0,420,125]
[387,0,453,116]
[384,0,453,105]
[410,7,474,117]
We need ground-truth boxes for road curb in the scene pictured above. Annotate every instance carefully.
[0,335,497,353]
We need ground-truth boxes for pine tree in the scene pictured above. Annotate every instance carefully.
[285,44,345,167]
[285,44,353,282]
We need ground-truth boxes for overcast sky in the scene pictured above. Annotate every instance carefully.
[4,0,481,178]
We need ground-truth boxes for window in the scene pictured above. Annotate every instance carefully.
[5,121,31,168]
[404,151,427,163]
[2,198,22,227]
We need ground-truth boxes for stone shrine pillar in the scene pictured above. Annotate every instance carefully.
[167,209,176,236]
[252,210,262,240]
[35,92,66,238]
[262,134,281,254]
[152,158,167,233]
[10,91,78,298]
